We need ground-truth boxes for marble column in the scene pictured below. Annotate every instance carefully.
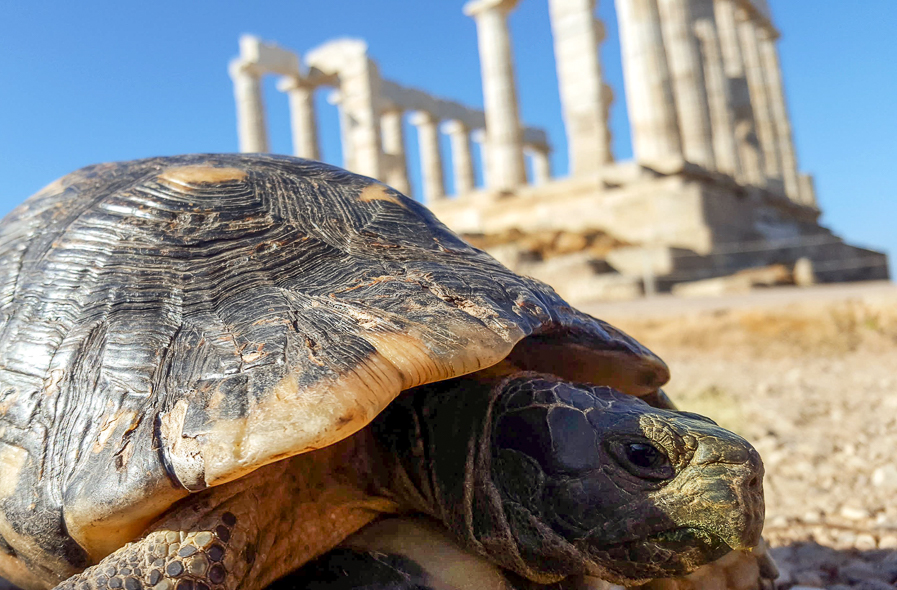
[464,0,527,191]
[229,60,269,153]
[759,28,800,201]
[799,173,817,208]
[738,10,782,185]
[714,0,765,185]
[410,111,445,203]
[656,0,715,169]
[442,120,476,196]
[691,1,740,178]
[278,77,320,161]
[548,0,612,175]
[381,109,411,195]
[615,0,683,165]
[339,54,386,180]
[471,129,489,189]
[528,148,552,185]
[327,91,355,171]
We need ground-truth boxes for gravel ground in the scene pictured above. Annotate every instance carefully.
[604,286,897,590]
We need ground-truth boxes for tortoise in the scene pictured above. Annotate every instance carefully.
[0,154,765,590]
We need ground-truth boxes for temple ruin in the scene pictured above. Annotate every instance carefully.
[228,0,888,301]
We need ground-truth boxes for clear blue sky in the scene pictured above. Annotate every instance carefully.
[1,2,895,275]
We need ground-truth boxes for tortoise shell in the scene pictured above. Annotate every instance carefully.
[0,154,667,577]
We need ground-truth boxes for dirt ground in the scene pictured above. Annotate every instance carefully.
[588,282,897,590]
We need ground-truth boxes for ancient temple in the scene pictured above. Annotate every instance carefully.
[228,0,888,301]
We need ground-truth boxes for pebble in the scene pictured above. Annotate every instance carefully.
[872,465,897,490]
[839,505,871,520]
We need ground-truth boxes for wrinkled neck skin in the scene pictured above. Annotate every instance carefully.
[371,371,764,586]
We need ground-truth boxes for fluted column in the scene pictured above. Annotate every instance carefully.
[229,60,269,153]
[799,173,817,208]
[691,0,740,178]
[410,111,445,203]
[381,109,411,195]
[656,0,715,168]
[715,0,764,185]
[758,28,800,201]
[464,0,527,191]
[615,0,683,165]
[278,77,320,160]
[471,129,489,188]
[328,91,355,171]
[548,0,612,175]
[738,10,782,186]
[442,120,476,196]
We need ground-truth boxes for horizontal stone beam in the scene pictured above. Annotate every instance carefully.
[380,79,549,150]
[238,35,301,77]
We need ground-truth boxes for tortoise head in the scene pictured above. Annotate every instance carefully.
[375,372,764,585]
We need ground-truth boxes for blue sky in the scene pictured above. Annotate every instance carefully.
[1,1,895,276]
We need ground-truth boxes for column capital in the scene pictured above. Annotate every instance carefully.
[228,58,263,80]
[409,110,438,126]
[440,119,469,135]
[276,75,315,93]
[463,0,519,17]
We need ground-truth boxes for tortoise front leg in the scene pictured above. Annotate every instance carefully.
[54,509,250,590]
[54,445,396,590]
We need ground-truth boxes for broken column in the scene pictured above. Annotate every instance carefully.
[410,111,446,203]
[548,0,612,175]
[442,120,476,195]
[615,0,683,166]
[464,0,527,191]
[656,0,715,168]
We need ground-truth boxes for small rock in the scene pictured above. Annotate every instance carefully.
[855,534,878,550]
[879,535,897,549]
[872,465,897,490]
[802,509,824,524]
[840,505,872,520]
[834,531,859,550]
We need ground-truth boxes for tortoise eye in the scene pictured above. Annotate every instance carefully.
[610,440,674,481]
[626,443,664,468]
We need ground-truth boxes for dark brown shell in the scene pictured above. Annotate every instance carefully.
[0,154,667,575]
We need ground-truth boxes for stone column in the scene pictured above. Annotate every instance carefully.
[278,77,320,160]
[528,147,552,185]
[471,129,489,189]
[799,173,817,208]
[442,120,476,196]
[410,111,446,203]
[381,109,411,195]
[615,0,683,165]
[714,0,765,185]
[327,91,355,171]
[464,0,527,191]
[548,0,612,175]
[656,0,715,169]
[691,0,740,178]
[759,28,801,201]
[738,10,782,185]
[229,60,269,153]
